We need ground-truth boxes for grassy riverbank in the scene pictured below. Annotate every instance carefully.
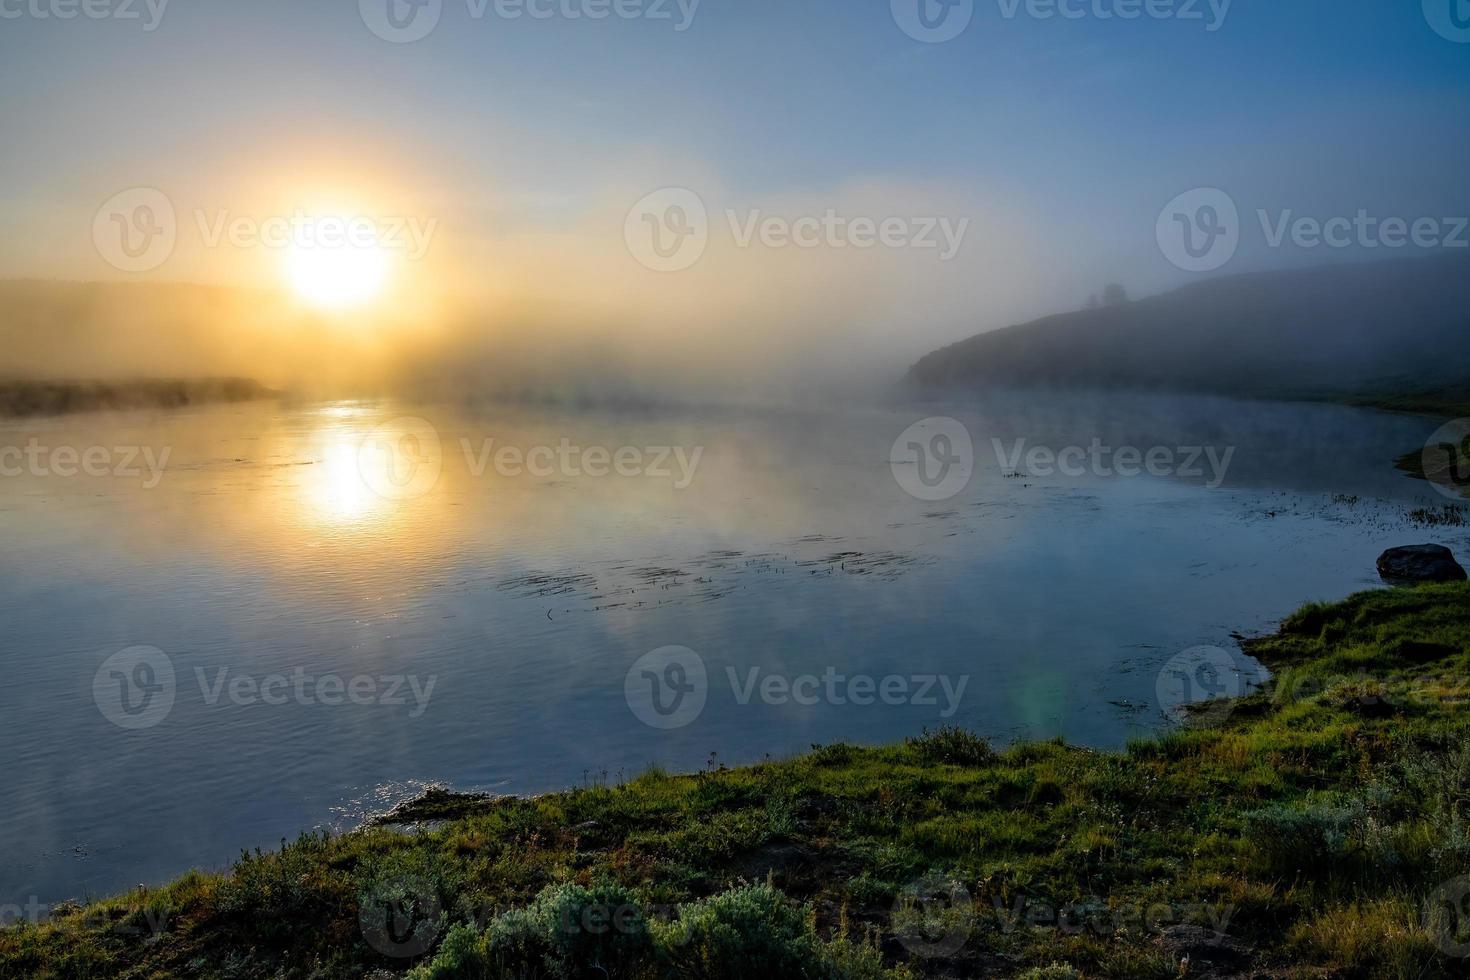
[5,582,1470,979]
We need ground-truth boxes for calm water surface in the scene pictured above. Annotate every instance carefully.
[0,393,1463,906]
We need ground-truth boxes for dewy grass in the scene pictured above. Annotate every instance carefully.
[5,582,1470,978]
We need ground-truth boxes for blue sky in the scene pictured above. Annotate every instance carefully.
[1,0,1467,345]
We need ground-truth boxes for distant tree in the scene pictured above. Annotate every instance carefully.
[1084,294,1100,310]
[1102,283,1129,306]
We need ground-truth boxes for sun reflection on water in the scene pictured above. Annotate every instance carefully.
[308,431,385,525]
[298,408,449,533]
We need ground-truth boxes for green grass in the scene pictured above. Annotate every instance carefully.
[1339,387,1470,421]
[6,582,1470,978]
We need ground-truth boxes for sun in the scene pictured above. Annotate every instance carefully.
[284,236,390,310]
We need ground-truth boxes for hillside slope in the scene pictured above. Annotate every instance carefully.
[907,255,1470,411]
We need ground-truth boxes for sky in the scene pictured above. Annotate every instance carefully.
[1,0,1468,390]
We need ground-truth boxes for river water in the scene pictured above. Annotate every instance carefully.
[0,391,1462,907]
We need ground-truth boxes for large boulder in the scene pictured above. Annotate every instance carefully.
[1377,545,1467,584]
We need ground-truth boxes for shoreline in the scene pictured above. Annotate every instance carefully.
[0,378,277,419]
[6,579,1469,978]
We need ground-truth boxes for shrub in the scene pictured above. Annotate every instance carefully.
[1244,801,1362,880]
[652,882,905,979]
[414,883,904,980]
[807,743,858,767]
[215,832,352,943]
[1398,746,1470,825]
[409,923,492,980]
[653,882,821,979]
[529,881,653,976]
[409,881,652,980]
[905,727,997,767]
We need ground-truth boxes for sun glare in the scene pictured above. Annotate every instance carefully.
[284,238,390,310]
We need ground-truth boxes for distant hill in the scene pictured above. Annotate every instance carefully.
[0,279,283,380]
[0,378,275,418]
[0,279,411,397]
[906,254,1470,415]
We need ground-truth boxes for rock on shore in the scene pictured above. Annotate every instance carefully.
[1377,544,1468,584]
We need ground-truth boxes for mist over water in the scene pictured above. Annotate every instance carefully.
[1,392,1461,906]
[3,6,1470,971]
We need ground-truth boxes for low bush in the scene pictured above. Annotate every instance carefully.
[1243,800,1363,881]
[905,727,998,767]
[410,881,651,979]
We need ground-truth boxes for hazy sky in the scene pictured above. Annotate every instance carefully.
[2,0,1468,383]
